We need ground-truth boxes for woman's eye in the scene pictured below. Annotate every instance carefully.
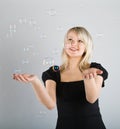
[78,40,83,43]
[68,38,72,41]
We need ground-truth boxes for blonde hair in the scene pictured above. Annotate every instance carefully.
[60,26,93,72]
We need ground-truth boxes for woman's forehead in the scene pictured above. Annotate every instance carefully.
[67,31,83,40]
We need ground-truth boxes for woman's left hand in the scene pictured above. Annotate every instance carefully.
[82,68,103,79]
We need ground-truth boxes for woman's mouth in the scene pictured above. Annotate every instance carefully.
[69,48,78,52]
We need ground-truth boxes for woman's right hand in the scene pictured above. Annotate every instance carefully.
[13,73,38,84]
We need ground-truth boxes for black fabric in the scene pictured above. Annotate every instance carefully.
[90,62,108,87]
[42,66,60,85]
[42,62,108,129]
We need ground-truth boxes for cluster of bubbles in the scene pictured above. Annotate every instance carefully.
[46,9,57,16]
[13,56,56,74]
[4,8,64,40]
[13,39,61,73]
[18,17,41,31]
[13,47,60,73]
[18,17,47,40]
[1,8,63,75]
[6,24,17,38]
[42,57,55,67]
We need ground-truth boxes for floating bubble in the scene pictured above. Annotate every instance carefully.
[28,18,37,26]
[43,57,54,66]
[9,24,16,29]
[23,18,27,24]
[34,25,41,31]
[40,33,47,39]
[22,59,29,64]
[21,17,28,24]
[9,29,16,33]
[28,44,34,48]
[32,52,40,56]
[14,29,16,33]
[32,20,37,25]
[18,18,23,24]
[23,44,34,52]
[23,47,30,52]
[35,110,47,118]
[14,24,16,28]
[14,68,22,73]
[57,26,64,31]
[6,32,13,38]
[96,33,104,37]
[39,110,47,115]
[52,48,60,55]
[52,65,60,72]
[19,18,27,24]
[9,24,12,29]
[47,9,57,16]
[8,24,17,37]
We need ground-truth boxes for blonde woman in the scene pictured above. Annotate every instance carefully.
[13,26,108,129]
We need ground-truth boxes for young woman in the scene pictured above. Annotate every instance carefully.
[13,26,108,129]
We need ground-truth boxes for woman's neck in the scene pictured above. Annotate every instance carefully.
[67,58,81,70]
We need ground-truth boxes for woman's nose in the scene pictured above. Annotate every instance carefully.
[71,41,77,45]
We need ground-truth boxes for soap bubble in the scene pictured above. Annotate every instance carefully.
[42,57,54,67]
[52,48,60,55]
[14,68,22,73]
[35,110,47,118]
[34,25,41,31]
[19,18,27,24]
[28,18,37,26]
[40,33,47,39]
[47,9,57,16]
[32,52,40,56]
[6,24,17,38]
[57,26,64,31]
[22,59,29,64]
[23,47,30,52]
[96,33,104,37]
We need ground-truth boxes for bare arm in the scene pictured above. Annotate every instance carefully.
[13,74,56,110]
[82,68,103,104]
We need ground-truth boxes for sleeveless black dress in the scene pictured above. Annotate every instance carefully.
[42,62,108,129]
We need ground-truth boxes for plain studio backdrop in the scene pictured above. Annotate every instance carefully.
[0,0,120,129]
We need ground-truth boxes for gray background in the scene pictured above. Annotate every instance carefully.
[0,0,120,129]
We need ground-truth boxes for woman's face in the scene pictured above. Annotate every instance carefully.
[64,31,86,58]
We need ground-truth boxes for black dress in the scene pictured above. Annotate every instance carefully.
[42,62,108,129]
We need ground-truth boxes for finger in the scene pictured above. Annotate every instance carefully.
[24,76,32,82]
[13,74,26,82]
[13,74,20,80]
[89,73,94,79]
[85,74,89,79]
[18,74,29,83]
[96,69,103,75]
[14,75,23,82]
[13,74,16,79]
[93,72,97,78]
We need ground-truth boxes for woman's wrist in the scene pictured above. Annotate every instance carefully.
[31,76,40,85]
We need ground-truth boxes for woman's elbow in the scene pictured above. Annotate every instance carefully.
[86,97,98,104]
[46,103,56,110]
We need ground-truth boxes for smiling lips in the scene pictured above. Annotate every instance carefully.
[69,47,79,52]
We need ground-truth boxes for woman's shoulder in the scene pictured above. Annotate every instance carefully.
[43,65,60,73]
[42,65,60,83]
[90,61,108,80]
[90,62,102,67]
